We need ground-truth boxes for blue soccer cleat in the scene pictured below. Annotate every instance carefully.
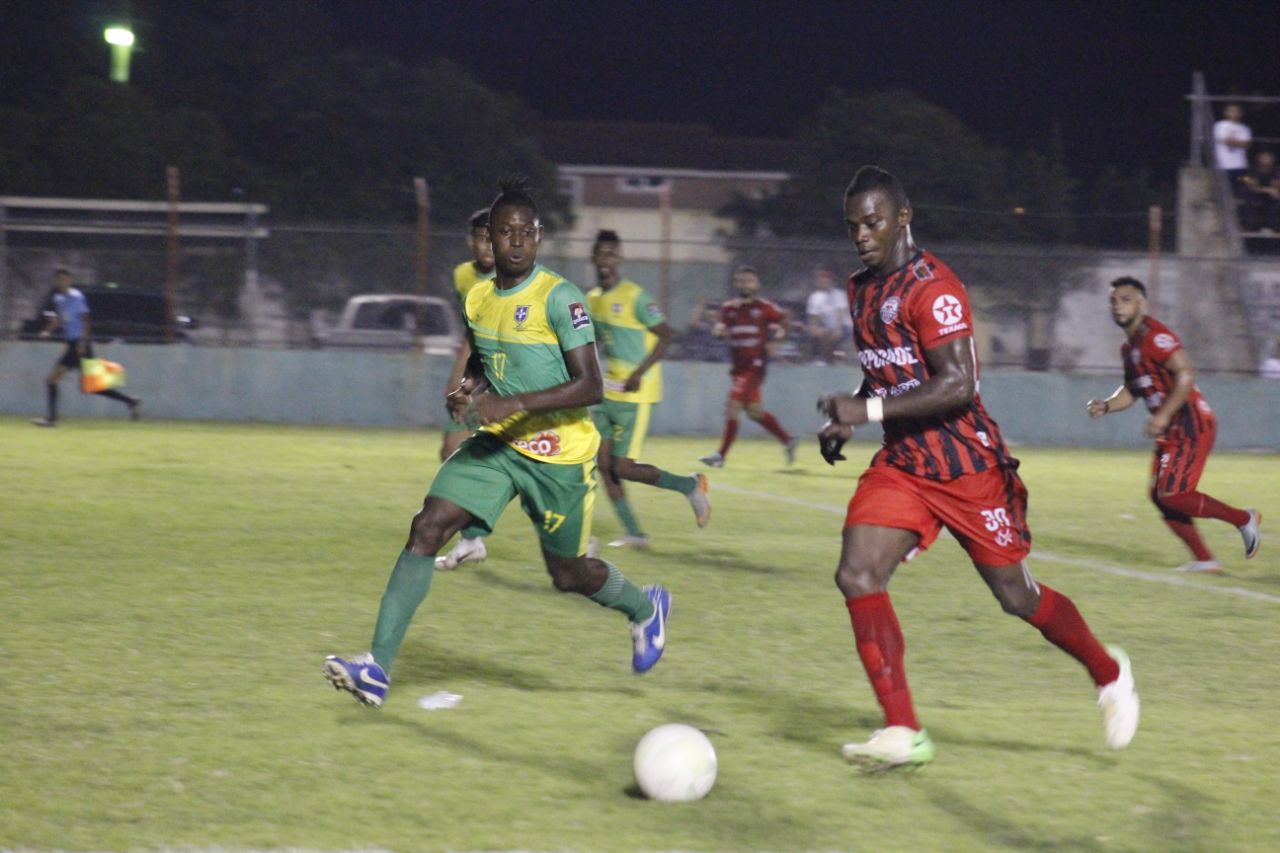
[323,653,390,708]
[631,585,671,674]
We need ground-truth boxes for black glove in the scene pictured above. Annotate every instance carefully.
[818,421,848,466]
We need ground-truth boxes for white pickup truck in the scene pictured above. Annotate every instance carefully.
[314,294,463,355]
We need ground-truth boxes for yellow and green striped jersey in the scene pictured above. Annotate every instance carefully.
[586,279,665,404]
[453,260,494,311]
[464,265,600,464]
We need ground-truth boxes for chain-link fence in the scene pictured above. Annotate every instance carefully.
[5,211,1279,376]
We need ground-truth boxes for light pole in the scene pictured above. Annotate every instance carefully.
[104,26,135,83]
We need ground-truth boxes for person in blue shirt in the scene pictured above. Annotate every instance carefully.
[32,267,141,426]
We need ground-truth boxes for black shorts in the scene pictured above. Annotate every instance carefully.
[57,341,93,370]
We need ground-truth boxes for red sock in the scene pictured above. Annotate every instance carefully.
[756,411,791,444]
[846,592,919,730]
[1027,585,1119,687]
[1163,518,1214,561]
[717,418,739,456]
[1158,491,1250,528]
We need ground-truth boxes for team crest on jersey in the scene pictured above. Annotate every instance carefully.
[612,302,623,315]
[1153,333,1176,352]
[568,301,591,329]
[912,259,935,281]
[514,305,531,330]
[880,296,901,325]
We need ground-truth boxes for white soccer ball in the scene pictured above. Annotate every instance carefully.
[633,723,717,802]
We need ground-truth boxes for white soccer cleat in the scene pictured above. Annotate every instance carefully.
[608,534,650,549]
[1174,560,1221,573]
[841,726,935,770]
[1239,509,1261,559]
[434,536,487,570]
[1097,644,1139,750]
[687,473,711,527]
[784,436,798,465]
[698,451,724,468]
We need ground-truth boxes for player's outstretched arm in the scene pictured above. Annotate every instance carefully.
[1087,386,1133,418]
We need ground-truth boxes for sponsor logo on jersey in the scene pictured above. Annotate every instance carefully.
[880,295,901,325]
[931,294,963,326]
[858,346,920,369]
[514,304,530,330]
[568,302,591,329]
[1130,348,1141,364]
[888,378,921,396]
[1153,332,1176,352]
[912,259,935,281]
[515,430,562,457]
[937,322,970,335]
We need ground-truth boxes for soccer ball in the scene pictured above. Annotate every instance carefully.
[633,723,717,802]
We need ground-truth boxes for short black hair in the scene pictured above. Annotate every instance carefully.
[845,165,910,209]
[733,264,758,277]
[467,208,489,230]
[54,265,72,275]
[593,229,621,254]
[489,176,538,220]
[1110,276,1147,296]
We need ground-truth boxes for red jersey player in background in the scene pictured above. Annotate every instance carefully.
[818,166,1137,770]
[1087,277,1260,572]
[698,265,798,467]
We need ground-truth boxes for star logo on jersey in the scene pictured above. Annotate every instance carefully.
[931,294,963,326]
[514,304,530,331]
[568,301,591,330]
[1153,333,1176,352]
[880,296,901,325]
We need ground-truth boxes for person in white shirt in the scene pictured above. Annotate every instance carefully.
[804,267,852,364]
[1213,103,1252,194]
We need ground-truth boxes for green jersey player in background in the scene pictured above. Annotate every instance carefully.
[324,179,671,708]
[586,229,710,550]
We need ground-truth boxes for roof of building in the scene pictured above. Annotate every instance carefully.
[535,121,795,174]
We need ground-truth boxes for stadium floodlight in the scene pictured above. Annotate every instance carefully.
[104,26,135,83]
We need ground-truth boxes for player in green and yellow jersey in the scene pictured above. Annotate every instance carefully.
[323,180,671,708]
[434,208,497,571]
[587,230,710,549]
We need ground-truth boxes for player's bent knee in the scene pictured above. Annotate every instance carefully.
[546,558,591,593]
[834,559,887,598]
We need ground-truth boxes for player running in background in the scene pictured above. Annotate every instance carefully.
[434,208,497,570]
[323,179,670,708]
[820,166,1137,770]
[1087,277,1260,572]
[698,265,797,468]
[587,230,711,548]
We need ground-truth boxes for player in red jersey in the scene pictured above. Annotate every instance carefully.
[1087,277,1260,572]
[698,265,797,467]
[818,166,1137,770]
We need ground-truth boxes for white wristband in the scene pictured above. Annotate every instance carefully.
[866,396,884,423]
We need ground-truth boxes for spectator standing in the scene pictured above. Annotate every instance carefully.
[1260,341,1280,380]
[1240,149,1280,233]
[804,267,852,363]
[1213,103,1252,193]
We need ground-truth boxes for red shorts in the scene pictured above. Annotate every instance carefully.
[845,464,1032,566]
[728,371,764,404]
[1151,419,1216,495]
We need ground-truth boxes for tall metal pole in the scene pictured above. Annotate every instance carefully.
[657,182,672,316]
[414,177,430,347]
[164,166,180,344]
[1147,205,1163,312]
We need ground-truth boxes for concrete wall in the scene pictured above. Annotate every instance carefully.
[4,341,1278,450]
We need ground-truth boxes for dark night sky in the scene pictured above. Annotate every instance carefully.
[323,0,1280,179]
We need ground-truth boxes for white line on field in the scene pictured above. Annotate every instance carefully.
[712,482,1280,605]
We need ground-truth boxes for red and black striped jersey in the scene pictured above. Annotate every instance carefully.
[1121,316,1214,437]
[719,297,786,375]
[848,250,1017,481]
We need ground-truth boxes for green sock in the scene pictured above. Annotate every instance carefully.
[656,470,697,495]
[588,561,655,623]
[370,549,435,672]
[460,524,488,539]
[612,497,645,537]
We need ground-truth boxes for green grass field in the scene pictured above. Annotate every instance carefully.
[2,416,1277,852]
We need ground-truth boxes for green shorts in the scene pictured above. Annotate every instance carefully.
[592,400,652,459]
[427,432,596,557]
